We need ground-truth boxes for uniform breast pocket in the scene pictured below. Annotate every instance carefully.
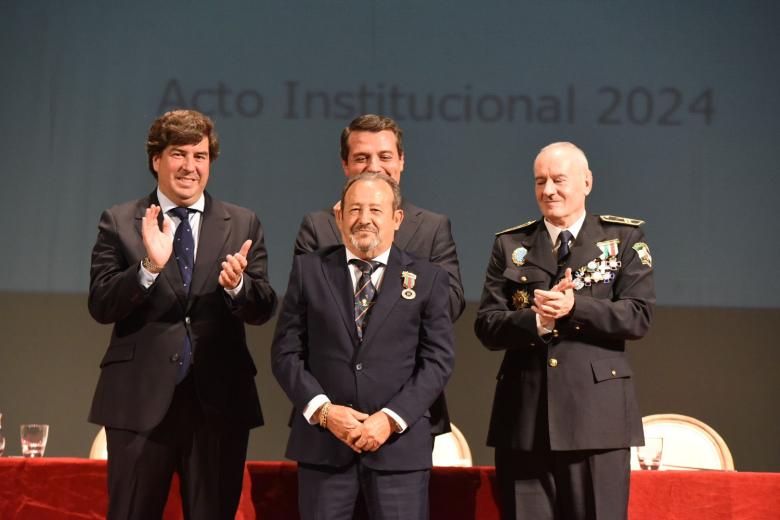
[591,357,633,383]
[502,266,549,309]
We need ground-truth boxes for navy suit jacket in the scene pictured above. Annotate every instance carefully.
[272,245,455,471]
[88,191,277,432]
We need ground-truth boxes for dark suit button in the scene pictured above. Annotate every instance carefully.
[170,353,181,363]
[355,363,363,371]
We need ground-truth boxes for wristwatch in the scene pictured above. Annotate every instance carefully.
[142,256,164,274]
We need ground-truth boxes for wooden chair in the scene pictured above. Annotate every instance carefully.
[89,426,108,460]
[631,413,734,471]
[432,423,473,467]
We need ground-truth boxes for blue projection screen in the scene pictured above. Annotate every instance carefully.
[1,1,778,308]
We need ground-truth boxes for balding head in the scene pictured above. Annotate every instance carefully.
[534,142,589,176]
[534,142,593,228]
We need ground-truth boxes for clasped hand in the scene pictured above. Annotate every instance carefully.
[319,405,394,453]
[532,267,576,330]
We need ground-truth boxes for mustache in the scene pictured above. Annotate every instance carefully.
[351,223,378,234]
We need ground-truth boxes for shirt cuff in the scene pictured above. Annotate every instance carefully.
[303,394,330,425]
[536,313,554,337]
[138,262,160,289]
[224,274,244,299]
[381,408,407,433]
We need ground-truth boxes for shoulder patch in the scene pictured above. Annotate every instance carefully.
[599,215,645,226]
[496,219,539,235]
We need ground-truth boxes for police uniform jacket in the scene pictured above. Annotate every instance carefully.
[474,214,655,451]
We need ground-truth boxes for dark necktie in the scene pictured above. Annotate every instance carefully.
[170,207,195,383]
[349,259,382,341]
[553,229,573,287]
[557,230,573,265]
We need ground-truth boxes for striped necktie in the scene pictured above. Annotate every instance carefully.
[349,259,382,341]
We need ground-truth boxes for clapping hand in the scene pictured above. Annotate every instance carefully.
[219,239,252,290]
[141,205,173,268]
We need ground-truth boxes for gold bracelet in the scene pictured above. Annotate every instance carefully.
[319,402,331,429]
[142,256,164,274]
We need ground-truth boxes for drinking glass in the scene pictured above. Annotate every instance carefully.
[636,437,663,470]
[20,424,49,457]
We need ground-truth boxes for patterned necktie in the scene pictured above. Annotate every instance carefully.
[170,207,195,383]
[349,259,382,341]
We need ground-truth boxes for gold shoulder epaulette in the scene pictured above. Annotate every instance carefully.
[599,215,645,226]
[496,219,539,235]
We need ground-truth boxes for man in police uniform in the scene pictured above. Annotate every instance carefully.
[475,142,655,519]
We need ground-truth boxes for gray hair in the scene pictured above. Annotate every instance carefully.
[536,141,589,172]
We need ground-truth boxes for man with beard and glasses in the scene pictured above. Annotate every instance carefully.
[273,172,455,520]
[87,109,277,519]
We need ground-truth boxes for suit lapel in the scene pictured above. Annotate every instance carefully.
[393,201,420,251]
[567,215,607,272]
[325,210,343,245]
[322,247,360,346]
[521,222,558,277]
[359,246,405,349]
[189,193,230,305]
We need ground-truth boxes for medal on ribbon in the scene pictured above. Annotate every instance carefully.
[573,253,622,290]
[511,247,528,266]
[596,239,620,259]
[401,271,417,300]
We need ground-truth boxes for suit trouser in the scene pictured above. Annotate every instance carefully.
[297,459,430,520]
[105,374,249,520]
[495,447,630,520]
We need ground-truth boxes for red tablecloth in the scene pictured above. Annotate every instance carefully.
[2,458,778,519]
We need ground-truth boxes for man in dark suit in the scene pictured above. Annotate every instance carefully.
[475,142,655,520]
[293,114,464,322]
[88,110,277,519]
[273,172,455,520]
[294,114,461,437]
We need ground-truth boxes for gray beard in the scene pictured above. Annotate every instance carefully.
[349,233,380,253]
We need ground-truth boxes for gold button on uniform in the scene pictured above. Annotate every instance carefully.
[521,276,528,282]
[552,329,559,338]
[611,369,617,376]
[549,358,558,367]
